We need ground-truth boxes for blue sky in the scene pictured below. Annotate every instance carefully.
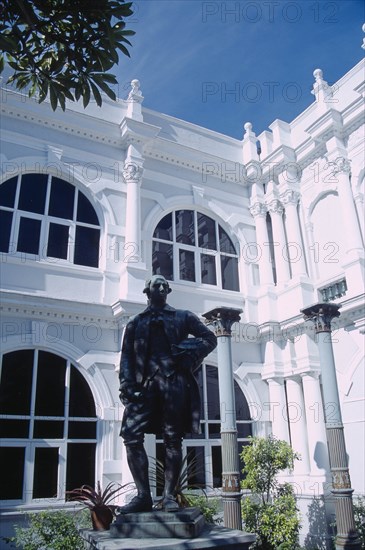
[117,0,364,139]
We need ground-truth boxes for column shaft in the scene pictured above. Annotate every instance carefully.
[268,201,291,282]
[285,378,310,474]
[267,378,290,442]
[283,201,307,276]
[250,204,274,285]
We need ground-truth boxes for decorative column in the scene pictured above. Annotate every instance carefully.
[301,372,330,474]
[249,202,274,285]
[267,199,291,283]
[203,307,243,531]
[285,377,310,474]
[301,303,361,549]
[329,157,364,253]
[123,154,143,262]
[266,378,290,442]
[280,190,307,277]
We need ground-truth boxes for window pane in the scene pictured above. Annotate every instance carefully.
[186,446,205,487]
[234,380,251,421]
[0,419,29,438]
[69,366,96,418]
[152,241,173,280]
[221,256,239,291]
[68,421,96,439]
[74,226,100,267]
[76,192,99,225]
[219,226,236,254]
[0,210,13,252]
[208,423,221,439]
[176,210,195,245]
[0,176,17,207]
[35,352,66,416]
[66,443,95,491]
[153,213,172,241]
[206,366,220,420]
[179,249,195,281]
[201,254,217,285]
[198,213,216,250]
[18,174,48,214]
[47,223,69,259]
[48,177,75,219]
[0,447,25,499]
[33,420,64,439]
[237,423,253,438]
[212,446,222,488]
[33,447,59,499]
[0,350,34,415]
[17,217,41,254]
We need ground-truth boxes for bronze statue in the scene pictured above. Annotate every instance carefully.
[118,275,217,513]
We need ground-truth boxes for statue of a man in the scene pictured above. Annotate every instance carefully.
[118,275,217,513]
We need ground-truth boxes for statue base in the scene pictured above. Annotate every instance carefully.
[111,507,205,539]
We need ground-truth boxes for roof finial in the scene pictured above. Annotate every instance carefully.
[311,68,333,104]
[128,79,143,102]
[243,122,255,138]
[362,23,365,50]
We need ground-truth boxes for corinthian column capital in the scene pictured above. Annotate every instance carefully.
[122,161,144,183]
[267,199,283,215]
[327,156,351,176]
[280,189,300,206]
[250,202,267,218]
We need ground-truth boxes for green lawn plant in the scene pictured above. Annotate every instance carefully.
[5,509,91,549]
[240,435,301,550]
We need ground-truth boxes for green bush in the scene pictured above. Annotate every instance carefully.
[240,436,301,550]
[5,509,91,550]
[184,493,223,525]
[353,496,365,549]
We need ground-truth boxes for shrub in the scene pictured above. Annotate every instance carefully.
[184,493,223,524]
[240,435,301,550]
[5,509,91,550]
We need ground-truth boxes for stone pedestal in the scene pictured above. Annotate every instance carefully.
[111,508,205,539]
[81,525,256,550]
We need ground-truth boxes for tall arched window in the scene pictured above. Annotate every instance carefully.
[155,364,252,491]
[0,350,97,503]
[0,174,100,267]
[152,210,240,291]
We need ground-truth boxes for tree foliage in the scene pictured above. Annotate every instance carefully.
[0,0,135,110]
[240,436,301,550]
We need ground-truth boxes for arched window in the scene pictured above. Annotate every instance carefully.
[0,174,100,268]
[0,350,97,503]
[155,364,252,491]
[152,210,240,291]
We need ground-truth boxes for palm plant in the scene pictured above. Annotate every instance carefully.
[149,450,207,508]
[66,481,131,530]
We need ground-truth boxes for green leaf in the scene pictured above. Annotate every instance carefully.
[90,81,102,107]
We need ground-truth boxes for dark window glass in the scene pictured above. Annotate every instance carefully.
[153,213,173,241]
[234,380,251,421]
[219,226,236,254]
[206,366,220,420]
[35,352,66,416]
[0,420,29,438]
[0,447,25,499]
[186,446,205,487]
[68,421,97,439]
[198,213,216,250]
[69,366,96,418]
[0,177,17,207]
[201,254,217,285]
[76,192,99,225]
[221,256,239,291]
[237,423,253,438]
[18,174,48,214]
[0,350,34,415]
[179,249,195,281]
[0,210,13,252]
[47,223,69,259]
[33,421,64,439]
[48,177,75,220]
[212,446,222,488]
[74,226,100,267]
[176,210,195,245]
[66,443,95,491]
[208,423,221,439]
[33,447,59,499]
[17,217,41,254]
[152,242,173,280]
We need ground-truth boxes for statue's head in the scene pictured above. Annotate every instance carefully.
[143,275,172,306]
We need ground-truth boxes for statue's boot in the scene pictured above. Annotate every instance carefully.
[161,436,182,512]
[118,443,153,514]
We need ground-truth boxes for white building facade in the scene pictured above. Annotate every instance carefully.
[0,58,364,546]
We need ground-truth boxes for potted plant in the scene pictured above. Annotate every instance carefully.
[66,481,130,531]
